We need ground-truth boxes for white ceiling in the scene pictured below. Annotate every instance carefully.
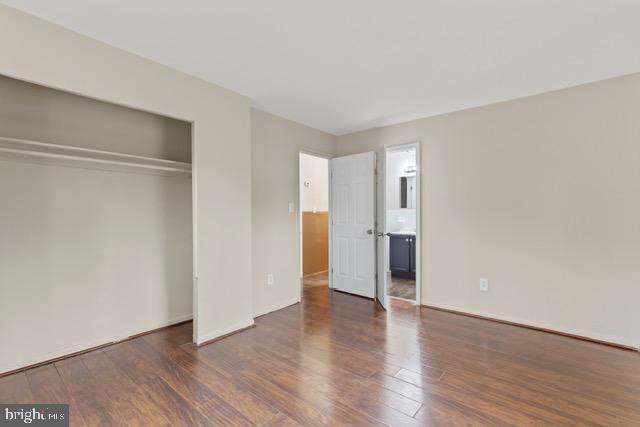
[3,1,640,135]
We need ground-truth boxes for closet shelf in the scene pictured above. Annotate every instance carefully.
[0,136,192,176]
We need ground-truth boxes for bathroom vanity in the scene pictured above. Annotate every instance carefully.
[389,232,416,279]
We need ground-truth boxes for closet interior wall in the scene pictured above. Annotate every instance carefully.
[0,74,193,374]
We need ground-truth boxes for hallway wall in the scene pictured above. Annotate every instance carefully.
[302,212,329,276]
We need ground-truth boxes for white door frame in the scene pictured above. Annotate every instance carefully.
[376,147,388,309]
[298,150,333,300]
[191,122,198,343]
[298,143,421,305]
[383,141,422,305]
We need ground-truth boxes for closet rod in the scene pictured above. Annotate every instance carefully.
[0,136,192,174]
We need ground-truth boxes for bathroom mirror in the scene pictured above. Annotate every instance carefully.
[400,176,416,209]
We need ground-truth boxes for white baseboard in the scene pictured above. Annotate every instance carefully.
[423,301,638,350]
[1,313,193,375]
[196,318,255,345]
[253,297,300,318]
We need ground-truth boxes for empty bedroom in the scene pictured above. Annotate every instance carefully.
[1,1,639,426]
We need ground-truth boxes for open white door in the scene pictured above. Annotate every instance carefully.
[375,148,388,309]
[330,151,376,298]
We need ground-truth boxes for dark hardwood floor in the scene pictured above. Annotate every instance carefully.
[2,284,640,426]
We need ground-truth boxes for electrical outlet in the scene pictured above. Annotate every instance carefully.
[266,273,274,286]
[479,278,489,291]
[288,202,295,213]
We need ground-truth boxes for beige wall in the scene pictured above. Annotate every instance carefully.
[0,74,191,162]
[251,110,335,317]
[337,73,640,348]
[0,161,193,374]
[0,4,253,364]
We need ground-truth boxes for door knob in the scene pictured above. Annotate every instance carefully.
[366,229,374,235]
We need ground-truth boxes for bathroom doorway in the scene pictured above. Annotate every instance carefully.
[299,152,330,290]
[381,144,420,304]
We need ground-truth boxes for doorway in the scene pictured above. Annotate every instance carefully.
[383,145,419,303]
[299,152,330,290]
[321,146,420,308]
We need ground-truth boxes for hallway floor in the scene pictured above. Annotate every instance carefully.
[302,271,328,288]
[2,285,639,425]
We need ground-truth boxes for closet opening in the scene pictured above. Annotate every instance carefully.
[0,74,194,374]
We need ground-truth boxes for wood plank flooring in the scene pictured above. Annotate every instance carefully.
[2,284,640,426]
[303,271,329,288]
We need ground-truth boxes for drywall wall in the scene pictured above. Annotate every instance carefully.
[251,109,335,317]
[0,74,191,162]
[336,73,640,348]
[0,4,252,370]
[299,153,329,212]
[0,161,192,374]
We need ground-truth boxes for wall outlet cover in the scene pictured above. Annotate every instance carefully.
[479,278,489,291]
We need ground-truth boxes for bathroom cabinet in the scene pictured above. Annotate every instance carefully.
[389,233,416,279]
